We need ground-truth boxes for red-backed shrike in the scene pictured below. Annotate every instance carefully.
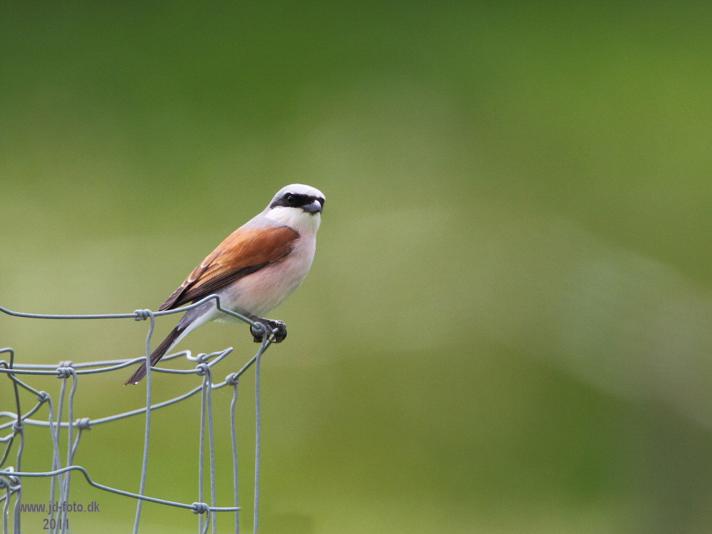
[126,184,325,385]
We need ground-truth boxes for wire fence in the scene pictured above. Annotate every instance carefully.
[0,294,276,534]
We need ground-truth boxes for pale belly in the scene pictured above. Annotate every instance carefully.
[219,235,316,317]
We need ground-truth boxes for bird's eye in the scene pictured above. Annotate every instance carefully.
[284,193,294,203]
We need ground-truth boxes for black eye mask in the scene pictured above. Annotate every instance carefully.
[270,194,325,211]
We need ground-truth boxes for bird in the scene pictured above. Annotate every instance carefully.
[125,183,325,385]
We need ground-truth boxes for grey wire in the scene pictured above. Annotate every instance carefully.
[0,297,277,534]
[58,429,82,534]
[0,349,256,431]
[133,311,156,534]
[0,466,240,512]
[0,349,23,534]
[194,360,218,534]
[59,370,78,534]
[12,441,22,534]
[2,485,9,534]
[11,488,19,534]
[0,348,231,377]
[50,370,68,534]
[229,377,240,534]
[0,400,44,433]
[206,366,217,534]
[253,336,271,534]
[0,350,20,469]
[198,367,206,534]
[46,396,62,532]
[11,348,210,370]
[0,294,257,324]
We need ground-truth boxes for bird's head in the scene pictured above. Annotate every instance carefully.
[265,184,325,233]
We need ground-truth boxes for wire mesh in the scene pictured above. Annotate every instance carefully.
[0,294,276,534]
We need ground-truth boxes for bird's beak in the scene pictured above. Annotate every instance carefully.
[303,200,323,214]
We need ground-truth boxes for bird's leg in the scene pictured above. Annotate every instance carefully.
[249,316,288,343]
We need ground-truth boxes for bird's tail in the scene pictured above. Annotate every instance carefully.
[125,324,184,385]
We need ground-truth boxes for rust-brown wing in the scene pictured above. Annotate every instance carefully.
[159,225,299,311]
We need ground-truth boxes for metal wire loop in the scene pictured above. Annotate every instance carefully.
[74,418,91,431]
[55,361,75,379]
[1,295,273,534]
[192,502,210,514]
[133,309,153,321]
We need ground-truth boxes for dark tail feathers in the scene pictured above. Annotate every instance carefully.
[125,325,183,385]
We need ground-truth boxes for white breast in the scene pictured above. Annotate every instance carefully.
[221,233,317,317]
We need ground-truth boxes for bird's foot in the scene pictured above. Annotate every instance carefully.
[250,318,287,343]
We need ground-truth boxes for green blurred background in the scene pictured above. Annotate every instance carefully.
[2,2,712,533]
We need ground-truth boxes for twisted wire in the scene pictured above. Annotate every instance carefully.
[0,294,278,534]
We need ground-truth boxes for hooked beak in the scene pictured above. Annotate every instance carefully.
[303,199,323,214]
